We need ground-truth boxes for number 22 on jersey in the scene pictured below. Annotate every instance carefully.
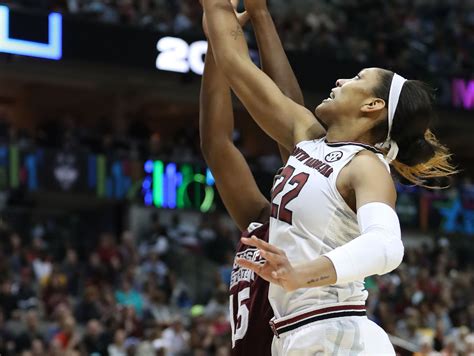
[271,165,309,225]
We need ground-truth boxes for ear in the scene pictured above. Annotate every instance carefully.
[361,98,386,114]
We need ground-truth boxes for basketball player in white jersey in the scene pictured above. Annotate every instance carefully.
[201,0,456,354]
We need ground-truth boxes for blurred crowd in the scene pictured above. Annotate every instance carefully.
[368,238,474,355]
[0,207,473,355]
[3,0,473,76]
[0,210,239,356]
[0,111,204,164]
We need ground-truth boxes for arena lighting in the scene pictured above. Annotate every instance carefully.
[0,5,62,60]
[452,79,474,110]
[143,160,216,213]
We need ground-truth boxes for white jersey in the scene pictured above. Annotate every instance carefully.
[269,137,389,318]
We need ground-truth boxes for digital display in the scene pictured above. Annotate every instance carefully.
[156,36,208,75]
[142,160,216,213]
[0,5,62,60]
[452,79,474,110]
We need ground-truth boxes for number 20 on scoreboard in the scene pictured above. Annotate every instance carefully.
[156,36,208,75]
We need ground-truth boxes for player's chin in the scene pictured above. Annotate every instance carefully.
[315,99,332,114]
[314,104,331,129]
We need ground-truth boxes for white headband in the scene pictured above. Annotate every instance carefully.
[379,73,407,163]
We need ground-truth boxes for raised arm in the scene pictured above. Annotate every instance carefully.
[246,0,325,162]
[202,0,319,151]
[200,40,270,231]
[247,0,304,105]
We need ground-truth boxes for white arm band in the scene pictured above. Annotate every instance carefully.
[324,202,404,284]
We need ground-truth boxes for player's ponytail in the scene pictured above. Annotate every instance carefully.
[372,71,457,188]
[391,130,455,187]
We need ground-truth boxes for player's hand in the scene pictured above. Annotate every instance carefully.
[236,236,304,292]
[201,0,249,39]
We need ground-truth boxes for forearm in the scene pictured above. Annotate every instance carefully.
[200,46,233,152]
[294,203,403,289]
[203,0,250,73]
[252,9,301,162]
[294,232,403,290]
[324,203,403,285]
[295,231,403,290]
[250,9,304,105]
[294,256,337,288]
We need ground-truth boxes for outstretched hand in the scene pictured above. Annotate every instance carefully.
[201,0,249,38]
[236,236,304,292]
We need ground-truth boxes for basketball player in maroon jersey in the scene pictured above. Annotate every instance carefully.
[199,0,305,354]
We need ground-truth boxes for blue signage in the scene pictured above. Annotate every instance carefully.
[0,5,62,60]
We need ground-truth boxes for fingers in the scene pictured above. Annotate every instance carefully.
[236,259,280,285]
[241,236,284,255]
[235,258,262,273]
[259,249,286,265]
[272,267,289,280]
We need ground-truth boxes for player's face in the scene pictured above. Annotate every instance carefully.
[314,67,383,126]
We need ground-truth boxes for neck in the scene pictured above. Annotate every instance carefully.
[325,121,374,146]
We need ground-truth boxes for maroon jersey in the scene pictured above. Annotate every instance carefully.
[229,222,273,356]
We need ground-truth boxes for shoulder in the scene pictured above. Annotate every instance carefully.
[351,149,387,167]
[347,150,392,184]
[345,150,396,208]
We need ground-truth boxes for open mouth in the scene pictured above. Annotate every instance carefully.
[324,91,335,101]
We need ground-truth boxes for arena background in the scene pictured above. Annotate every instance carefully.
[0,0,472,355]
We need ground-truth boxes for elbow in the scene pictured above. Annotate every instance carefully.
[200,136,231,165]
[200,136,216,162]
[200,140,211,161]
[382,237,405,275]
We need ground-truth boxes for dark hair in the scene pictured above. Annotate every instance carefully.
[372,70,457,187]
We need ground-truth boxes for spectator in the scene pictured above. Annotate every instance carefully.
[161,318,190,356]
[75,285,102,323]
[62,248,81,296]
[41,268,69,316]
[115,279,144,316]
[51,315,80,353]
[80,319,110,356]
[108,328,127,356]
[15,310,45,353]
[0,279,18,319]
[0,309,16,355]
[204,284,228,321]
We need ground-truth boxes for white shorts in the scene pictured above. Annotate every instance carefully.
[271,315,395,356]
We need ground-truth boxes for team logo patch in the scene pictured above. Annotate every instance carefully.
[325,151,343,162]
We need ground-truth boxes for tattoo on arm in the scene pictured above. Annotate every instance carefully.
[231,25,244,40]
[306,275,329,285]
